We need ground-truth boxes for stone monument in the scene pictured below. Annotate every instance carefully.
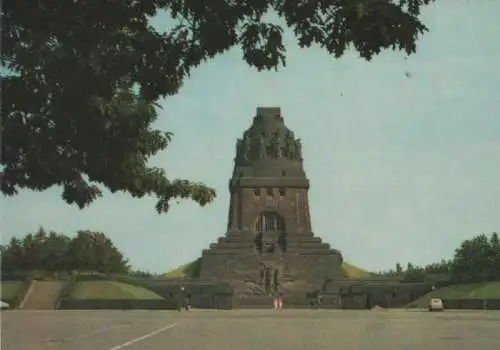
[147,107,432,309]
[199,107,345,305]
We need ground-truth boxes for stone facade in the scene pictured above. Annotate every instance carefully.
[199,107,345,299]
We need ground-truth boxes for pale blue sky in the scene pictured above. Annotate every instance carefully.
[1,1,499,273]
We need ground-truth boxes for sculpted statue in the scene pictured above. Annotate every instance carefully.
[296,138,303,160]
[236,139,243,160]
[227,227,240,237]
[285,134,296,159]
[271,132,281,159]
[257,133,266,159]
[244,136,252,160]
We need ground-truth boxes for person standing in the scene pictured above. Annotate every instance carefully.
[271,289,279,311]
[278,293,284,311]
[177,285,185,311]
[185,288,192,311]
[179,285,190,311]
[309,290,321,309]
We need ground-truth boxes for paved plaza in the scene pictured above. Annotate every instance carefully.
[2,309,500,350]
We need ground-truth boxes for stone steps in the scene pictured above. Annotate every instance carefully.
[206,243,332,254]
[202,249,256,255]
[286,237,322,244]
[217,237,254,244]
[209,242,256,250]
[286,240,329,246]
[21,280,64,310]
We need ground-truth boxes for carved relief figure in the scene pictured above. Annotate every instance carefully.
[278,231,287,253]
[254,232,263,253]
[255,237,275,254]
[285,135,296,159]
[257,133,266,159]
[244,135,252,160]
[236,139,244,160]
[296,138,303,160]
[273,269,280,289]
[271,132,281,159]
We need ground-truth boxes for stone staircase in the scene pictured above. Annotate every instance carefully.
[231,280,273,308]
[20,280,64,310]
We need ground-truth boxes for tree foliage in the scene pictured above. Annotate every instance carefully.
[0,228,130,274]
[1,0,435,211]
[376,233,500,283]
[451,233,500,283]
[67,230,130,273]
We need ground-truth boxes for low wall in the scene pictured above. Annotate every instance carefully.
[335,281,433,309]
[49,274,434,310]
[443,299,500,310]
[234,295,273,309]
[340,294,368,309]
[145,281,233,309]
[56,274,234,310]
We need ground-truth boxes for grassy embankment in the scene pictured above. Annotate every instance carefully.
[70,281,163,299]
[1,279,163,302]
[408,281,500,308]
[162,259,373,279]
[0,281,22,302]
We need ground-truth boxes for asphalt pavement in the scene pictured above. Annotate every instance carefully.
[2,309,500,350]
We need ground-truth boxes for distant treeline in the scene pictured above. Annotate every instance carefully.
[2,229,499,284]
[0,228,155,277]
[375,232,500,284]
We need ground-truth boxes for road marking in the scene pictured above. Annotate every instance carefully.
[49,324,130,344]
[106,323,177,350]
[46,317,158,345]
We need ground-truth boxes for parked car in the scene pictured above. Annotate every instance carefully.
[1,301,10,309]
[428,298,444,312]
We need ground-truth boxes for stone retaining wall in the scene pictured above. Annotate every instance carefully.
[442,299,500,310]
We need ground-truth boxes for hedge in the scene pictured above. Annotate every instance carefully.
[76,272,112,281]
[1,272,28,281]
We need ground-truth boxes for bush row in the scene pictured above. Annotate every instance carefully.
[1,270,72,281]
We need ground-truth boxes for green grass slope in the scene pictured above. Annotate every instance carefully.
[341,263,372,278]
[161,258,202,278]
[70,281,164,300]
[1,281,22,302]
[162,259,372,279]
[408,282,500,308]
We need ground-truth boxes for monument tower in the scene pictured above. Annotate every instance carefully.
[199,107,345,298]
